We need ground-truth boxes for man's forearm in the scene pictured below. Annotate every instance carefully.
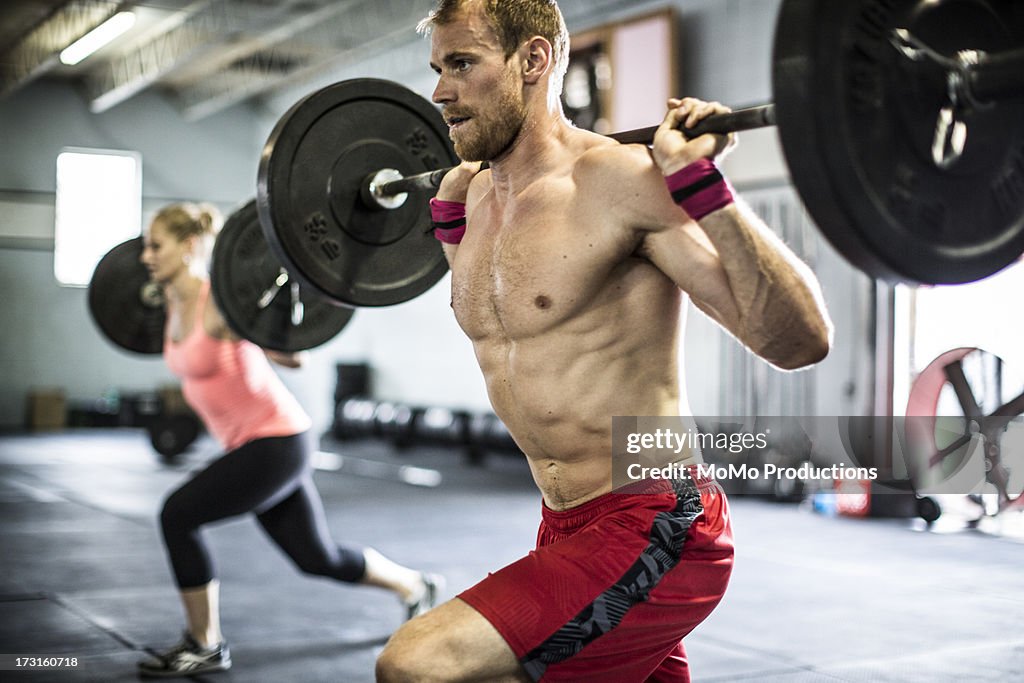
[699,203,832,370]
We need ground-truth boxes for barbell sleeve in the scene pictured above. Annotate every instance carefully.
[968,46,1024,104]
[374,104,777,199]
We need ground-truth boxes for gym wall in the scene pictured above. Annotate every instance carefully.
[0,83,259,429]
[0,0,872,434]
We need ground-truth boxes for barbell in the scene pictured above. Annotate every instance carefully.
[256,0,1024,314]
[87,200,354,356]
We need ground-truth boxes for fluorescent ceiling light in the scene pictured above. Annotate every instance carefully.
[60,12,136,66]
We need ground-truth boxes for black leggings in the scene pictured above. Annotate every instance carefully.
[159,432,366,589]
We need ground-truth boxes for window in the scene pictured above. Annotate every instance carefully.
[54,148,142,287]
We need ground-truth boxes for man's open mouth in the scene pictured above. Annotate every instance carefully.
[446,115,470,129]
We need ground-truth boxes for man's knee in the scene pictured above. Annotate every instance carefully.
[377,598,528,683]
[374,644,410,683]
[376,626,437,683]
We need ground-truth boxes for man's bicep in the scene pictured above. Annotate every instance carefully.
[615,147,752,340]
[639,221,740,332]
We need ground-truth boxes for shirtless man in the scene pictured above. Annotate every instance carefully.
[376,1,832,681]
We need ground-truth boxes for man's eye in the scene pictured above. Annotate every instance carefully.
[456,60,471,71]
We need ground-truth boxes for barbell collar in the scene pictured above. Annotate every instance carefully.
[891,28,1024,108]
[363,168,410,210]
[373,104,777,200]
[374,167,455,199]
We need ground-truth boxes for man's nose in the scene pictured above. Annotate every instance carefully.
[432,76,454,105]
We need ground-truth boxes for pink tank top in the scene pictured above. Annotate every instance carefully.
[163,280,312,450]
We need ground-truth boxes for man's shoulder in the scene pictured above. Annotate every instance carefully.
[570,137,684,235]
[574,140,657,185]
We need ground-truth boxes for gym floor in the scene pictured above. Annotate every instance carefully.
[1,430,1023,683]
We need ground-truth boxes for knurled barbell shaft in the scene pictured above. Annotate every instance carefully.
[375,104,777,198]
[610,102,778,145]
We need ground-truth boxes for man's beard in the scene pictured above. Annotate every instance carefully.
[451,86,526,162]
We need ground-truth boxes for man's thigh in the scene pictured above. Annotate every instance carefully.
[377,483,732,683]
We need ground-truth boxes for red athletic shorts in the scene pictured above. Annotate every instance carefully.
[459,469,733,682]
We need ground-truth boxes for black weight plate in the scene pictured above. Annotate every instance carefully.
[149,413,201,459]
[211,200,354,352]
[257,78,457,306]
[773,0,1024,284]
[88,237,165,355]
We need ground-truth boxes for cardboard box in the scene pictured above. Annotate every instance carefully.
[27,389,66,431]
[158,385,190,416]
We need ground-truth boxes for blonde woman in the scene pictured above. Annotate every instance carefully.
[137,203,439,678]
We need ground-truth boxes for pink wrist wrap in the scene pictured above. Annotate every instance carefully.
[430,198,467,245]
[664,158,734,220]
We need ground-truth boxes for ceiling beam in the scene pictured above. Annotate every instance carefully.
[83,0,364,114]
[81,0,229,113]
[173,0,423,121]
[0,0,121,98]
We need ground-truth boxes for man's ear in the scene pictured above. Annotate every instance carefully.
[521,36,553,84]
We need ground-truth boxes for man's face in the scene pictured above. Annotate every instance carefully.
[429,8,526,161]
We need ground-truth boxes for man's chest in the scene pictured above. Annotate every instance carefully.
[450,195,627,338]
